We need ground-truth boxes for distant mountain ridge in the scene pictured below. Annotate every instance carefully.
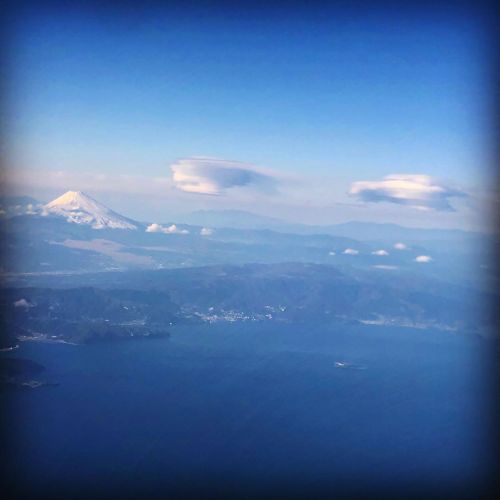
[179,209,481,242]
[179,209,289,230]
[4,192,481,241]
[0,191,490,288]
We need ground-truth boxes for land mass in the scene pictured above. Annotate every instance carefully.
[0,358,57,390]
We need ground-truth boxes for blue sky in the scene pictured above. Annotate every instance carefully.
[4,2,492,229]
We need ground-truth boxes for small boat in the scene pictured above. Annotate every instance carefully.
[335,361,350,368]
[335,361,366,370]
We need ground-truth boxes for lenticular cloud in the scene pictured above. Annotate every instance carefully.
[349,174,464,211]
[171,157,277,195]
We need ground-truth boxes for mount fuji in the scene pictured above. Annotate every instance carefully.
[43,191,139,230]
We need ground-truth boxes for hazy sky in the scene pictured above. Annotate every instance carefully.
[3,2,493,229]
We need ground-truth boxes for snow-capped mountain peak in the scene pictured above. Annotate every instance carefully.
[43,191,138,230]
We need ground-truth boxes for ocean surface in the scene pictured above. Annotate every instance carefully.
[2,323,492,497]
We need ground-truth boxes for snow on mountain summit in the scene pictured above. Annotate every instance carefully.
[43,191,138,230]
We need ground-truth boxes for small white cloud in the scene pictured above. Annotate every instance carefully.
[348,174,464,211]
[0,201,43,217]
[13,298,33,309]
[343,248,359,255]
[164,224,189,234]
[25,204,38,215]
[415,255,432,263]
[200,227,214,236]
[146,223,189,234]
[145,223,163,233]
[394,242,407,250]
[328,251,336,256]
[371,249,389,256]
[372,265,398,270]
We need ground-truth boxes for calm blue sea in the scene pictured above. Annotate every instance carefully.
[2,323,492,497]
